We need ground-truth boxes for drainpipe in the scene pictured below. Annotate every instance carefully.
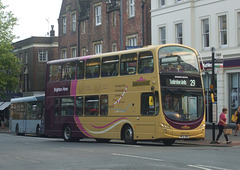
[141,0,145,46]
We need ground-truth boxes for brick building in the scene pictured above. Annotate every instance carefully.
[58,0,151,58]
[12,30,58,96]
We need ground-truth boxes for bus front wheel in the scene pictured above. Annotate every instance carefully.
[162,139,175,146]
[63,125,72,142]
[123,125,136,144]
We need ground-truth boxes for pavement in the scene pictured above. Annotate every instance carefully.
[1,126,240,147]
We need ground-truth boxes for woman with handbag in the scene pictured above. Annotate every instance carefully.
[216,108,232,144]
[234,106,240,136]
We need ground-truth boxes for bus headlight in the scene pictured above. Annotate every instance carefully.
[160,123,170,129]
[200,124,205,128]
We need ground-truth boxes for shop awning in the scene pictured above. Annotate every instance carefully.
[0,102,11,110]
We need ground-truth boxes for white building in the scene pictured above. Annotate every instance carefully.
[151,0,240,123]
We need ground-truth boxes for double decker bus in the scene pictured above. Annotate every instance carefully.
[10,95,45,136]
[45,44,205,145]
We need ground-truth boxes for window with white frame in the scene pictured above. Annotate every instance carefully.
[129,0,135,18]
[95,5,101,26]
[82,48,86,56]
[61,49,67,59]
[81,21,86,34]
[72,13,76,32]
[127,36,137,46]
[38,50,48,62]
[71,47,77,58]
[62,16,66,34]
[202,18,209,48]
[219,15,227,46]
[94,42,102,54]
[160,0,166,7]
[159,26,166,44]
[238,12,240,46]
[175,23,183,44]
[112,43,117,52]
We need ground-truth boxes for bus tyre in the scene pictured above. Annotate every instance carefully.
[123,125,136,145]
[15,124,20,136]
[63,125,72,142]
[162,139,175,146]
[36,125,40,137]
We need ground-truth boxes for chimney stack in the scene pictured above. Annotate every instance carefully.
[50,25,55,37]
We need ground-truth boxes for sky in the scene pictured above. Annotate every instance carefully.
[1,0,62,42]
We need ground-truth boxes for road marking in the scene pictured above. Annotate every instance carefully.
[108,143,142,148]
[112,153,164,162]
[188,164,231,170]
[61,147,93,152]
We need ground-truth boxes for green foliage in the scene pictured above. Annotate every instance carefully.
[0,0,21,95]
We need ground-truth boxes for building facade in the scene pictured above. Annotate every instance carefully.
[151,0,240,123]
[58,0,151,58]
[12,34,58,96]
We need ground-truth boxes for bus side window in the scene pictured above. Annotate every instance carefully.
[85,96,99,116]
[141,93,155,116]
[62,62,76,80]
[120,53,137,75]
[101,56,119,77]
[55,98,61,116]
[77,60,85,79]
[61,98,74,116]
[138,51,154,74]
[86,58,100,79]
[100,95,108,116]
[49,64,61,82]
[76,96,84,116]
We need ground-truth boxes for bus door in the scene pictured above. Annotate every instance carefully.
[136,92,159,139]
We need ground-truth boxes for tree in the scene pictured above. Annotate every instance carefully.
[0,0,21,95]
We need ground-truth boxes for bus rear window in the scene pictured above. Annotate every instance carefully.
[49,64,61,82]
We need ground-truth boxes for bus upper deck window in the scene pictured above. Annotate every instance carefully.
[138,51,154,74]
[62,62,76,80]
[120,53,137,75]
[101,56,119,77]
[86,58,100,79]
[77,60,85,79]
[49,64,61,82]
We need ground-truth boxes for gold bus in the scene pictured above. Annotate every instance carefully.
[45,44,205,145]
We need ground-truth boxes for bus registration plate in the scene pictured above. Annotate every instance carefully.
[179,135,190,139]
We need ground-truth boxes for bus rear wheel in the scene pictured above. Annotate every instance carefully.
[123,125,136,144]
[162,139,175,146]
[63,125,72,142]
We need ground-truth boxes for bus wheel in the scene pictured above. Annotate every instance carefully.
[63,126,72,142]
[95,139,111,143]
[162,139,175,146]
[15,124,20,135]
[36,125,40,137]
[123,125,136,144]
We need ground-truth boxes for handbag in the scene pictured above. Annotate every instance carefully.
[231,115,238,122]
[223,127,232,135]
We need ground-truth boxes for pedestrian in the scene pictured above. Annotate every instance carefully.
[216,108,231,144]
[234,106,240,136]
[0,110,5,129]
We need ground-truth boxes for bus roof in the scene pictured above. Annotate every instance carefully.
[11,95,45,104]
[47,45,161,65]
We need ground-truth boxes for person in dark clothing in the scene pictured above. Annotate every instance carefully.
[234,106,240,136]
[0,111,5,129]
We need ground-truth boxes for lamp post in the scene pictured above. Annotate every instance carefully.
[210,47,216,144]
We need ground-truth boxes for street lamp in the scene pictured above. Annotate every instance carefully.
[210,47,216,144]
